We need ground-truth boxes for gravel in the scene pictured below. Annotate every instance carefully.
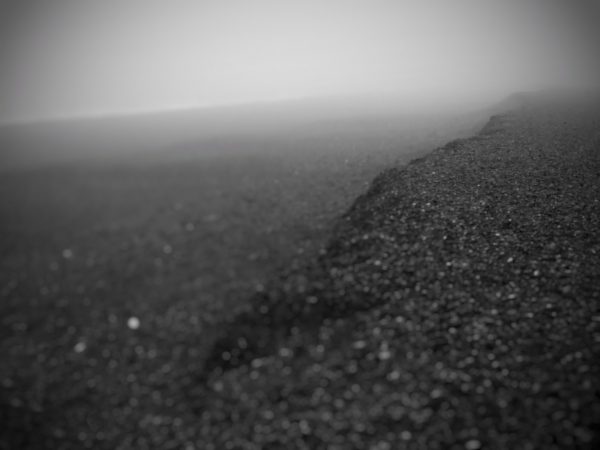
[202,94,600,449]
[2,93,599,449]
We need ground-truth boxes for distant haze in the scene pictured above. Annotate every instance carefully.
[1,0,599,123]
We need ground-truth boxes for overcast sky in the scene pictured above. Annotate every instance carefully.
[1,0,599,123]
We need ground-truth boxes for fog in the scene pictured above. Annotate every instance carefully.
[2,5,600,447]
[1,0,599,124]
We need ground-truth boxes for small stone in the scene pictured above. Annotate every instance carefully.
[400,431,412,441]
[378,349,392,360]
[299,419,311,434]
[430,388,443,399]
[465,439,481,450]
[127,317,140,330]
[353,340,367,350]
[279,347,293,357]
[74,341,87,353]
[387,370,401,381]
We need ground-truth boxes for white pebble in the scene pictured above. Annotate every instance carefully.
[127,317,140,330]
[74,341,87,353]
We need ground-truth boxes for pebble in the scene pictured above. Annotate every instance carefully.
[465,439,482,450]
[127,317,140,330]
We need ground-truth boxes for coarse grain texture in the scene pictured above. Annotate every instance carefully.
[2,95,599,449]
[202,96,600,449]
[0,113,476,449]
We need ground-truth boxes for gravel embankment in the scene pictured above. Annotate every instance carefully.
[201,96,600,449]
[2,95,599,449]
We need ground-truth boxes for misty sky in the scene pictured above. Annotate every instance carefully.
[1,0,599,123]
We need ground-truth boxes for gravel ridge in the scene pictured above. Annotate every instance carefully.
[2,95,599,449]
[200,96,600,449]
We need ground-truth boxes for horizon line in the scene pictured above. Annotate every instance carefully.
[0,90,526,127]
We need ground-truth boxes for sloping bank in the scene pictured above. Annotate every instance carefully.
[198,94,600,449]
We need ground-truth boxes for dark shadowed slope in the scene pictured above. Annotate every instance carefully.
[200,94,600,449]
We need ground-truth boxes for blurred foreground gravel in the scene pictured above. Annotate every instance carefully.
[2,93,600,449]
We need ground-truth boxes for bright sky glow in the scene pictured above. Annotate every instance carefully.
[1,0,598,122]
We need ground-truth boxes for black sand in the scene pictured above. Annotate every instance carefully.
[2,94,599,449]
